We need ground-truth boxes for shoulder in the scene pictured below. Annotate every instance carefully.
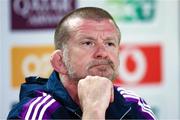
[19,76,48,100]
[116,87,144,104]
[115,86,157,119]
[8,91,61,119]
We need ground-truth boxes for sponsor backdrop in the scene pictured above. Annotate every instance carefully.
[0,0,179,119]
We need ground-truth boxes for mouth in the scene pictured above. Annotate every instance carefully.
[87,59,115,71]
[87,63,115,80]
[89,64,112,71]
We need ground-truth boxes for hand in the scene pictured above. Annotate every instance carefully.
[78,76,114,119]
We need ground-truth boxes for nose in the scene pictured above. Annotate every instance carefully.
[93,44,108,59]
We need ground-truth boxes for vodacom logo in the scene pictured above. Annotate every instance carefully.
[116,44,162,85]
[119,47,147,84]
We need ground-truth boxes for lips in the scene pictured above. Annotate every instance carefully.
[94,65,111,71]
[91,64,109,67]
[87,59,115,71]
[89,64,112,71]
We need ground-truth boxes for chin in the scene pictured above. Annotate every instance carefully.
[88,72,114,80]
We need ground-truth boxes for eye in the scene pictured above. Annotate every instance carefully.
[81,41,94,46]
[84,41,92,45]
[106,42,115,47]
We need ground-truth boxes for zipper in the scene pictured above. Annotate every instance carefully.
[120,107,131,120]
[65,106,82,119]
[74,111,81,119]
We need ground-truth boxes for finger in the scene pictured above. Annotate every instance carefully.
[110,86,114,103]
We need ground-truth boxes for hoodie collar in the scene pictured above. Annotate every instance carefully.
[47,71,82,115]
[47,71,131,119]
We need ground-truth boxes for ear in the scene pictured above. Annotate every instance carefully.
[50,50,68,75]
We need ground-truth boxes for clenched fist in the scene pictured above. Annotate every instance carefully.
[78,76,114,119]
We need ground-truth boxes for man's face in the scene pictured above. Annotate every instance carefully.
[62,18,120,81]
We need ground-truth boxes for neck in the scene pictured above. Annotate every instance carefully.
[59,74,80,105]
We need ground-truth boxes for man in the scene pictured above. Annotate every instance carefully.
[8,7,156,119]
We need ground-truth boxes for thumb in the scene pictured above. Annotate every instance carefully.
[110,86,114,103]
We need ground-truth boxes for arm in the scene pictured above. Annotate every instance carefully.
[117,87,157,119]
[78,76,114,120]
[133,97,157,120]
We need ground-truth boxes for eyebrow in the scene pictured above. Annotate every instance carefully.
[78,35,96,41]
[76,33,119,43]
[103,37,119,43]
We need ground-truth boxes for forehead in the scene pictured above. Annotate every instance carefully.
[67,17,118,33]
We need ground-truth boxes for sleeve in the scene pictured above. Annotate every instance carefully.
[7,77,48,119]
[8,92,61,120]
[117,87,157,120]
[130,97,157,119]
[7,97,31,119]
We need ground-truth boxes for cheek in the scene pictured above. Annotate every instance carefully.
[69,49,90,68]
[114,57,119,67]
[111,52,119,67]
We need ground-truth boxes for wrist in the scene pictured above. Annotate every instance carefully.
[82,107,105,120]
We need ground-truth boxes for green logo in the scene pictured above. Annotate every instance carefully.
[106,0,156,22]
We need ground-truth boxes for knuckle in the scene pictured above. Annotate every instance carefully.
[78,79,84,87]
